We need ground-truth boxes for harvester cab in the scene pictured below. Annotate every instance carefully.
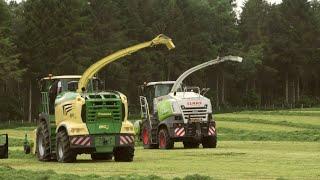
[0,134,8,159]
[136,56,242,149]
[31,34,175,163]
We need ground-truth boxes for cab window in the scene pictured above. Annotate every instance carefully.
[154,84,173,98]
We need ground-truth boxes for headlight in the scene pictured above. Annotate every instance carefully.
[171,101,181,114]
[171,104,175,112]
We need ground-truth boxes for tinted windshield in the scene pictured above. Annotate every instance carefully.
[41,78,101,93]
[155,84,173,97]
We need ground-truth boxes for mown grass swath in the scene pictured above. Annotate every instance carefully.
[0,109,319,179]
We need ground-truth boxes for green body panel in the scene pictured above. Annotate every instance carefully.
[39,89,124,153]
[94,135,116,152]
[85,96,123,134]
[157,100,174,121]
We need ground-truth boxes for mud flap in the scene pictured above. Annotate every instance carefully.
[0,134,8,159]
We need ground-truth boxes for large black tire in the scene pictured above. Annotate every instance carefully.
[113,146,134,162]
[202,136,217,148]
[158,128,174,149]
[36,121,51,161]
[56,130,76,163]
[91,153,113,161]
[183,141,199,149]
[141,123,158,149]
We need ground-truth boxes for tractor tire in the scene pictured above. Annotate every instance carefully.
[113,146,134,162]
[158,128,174,149]
[183,141,199,149]
[56,130,76,163]
[36,120,51,161]
[141,123,158,149]
[91,153,113,161]
[202,136,217,148]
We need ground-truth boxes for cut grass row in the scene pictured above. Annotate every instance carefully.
[218,128,319,141]
[0,108,319,179]
[215,113,320,126]
[216,117,320,130]
[233,109,320,116]
[215,110,320,142]
[218,121,304,132]
[1,141,319,179]
[0,166,211,180]
[1,108,319,145]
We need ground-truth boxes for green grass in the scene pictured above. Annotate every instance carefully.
[235,108,320,116]
[0,166,211,180]
[0,122,36,130]
[1,141,319,179]
[218,128,319,141]
[0,108,319,179]
[216,113,320,126]
[214,108,320,142]
[217,121,304,132]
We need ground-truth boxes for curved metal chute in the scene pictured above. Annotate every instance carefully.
[170,56,242,93]
[77,34,175,92]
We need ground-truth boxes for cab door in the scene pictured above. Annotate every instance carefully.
[0,134,8,159]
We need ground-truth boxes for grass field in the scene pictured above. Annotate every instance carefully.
[0,108,319,179]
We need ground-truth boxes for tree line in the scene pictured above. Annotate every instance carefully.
[0,0,319,122]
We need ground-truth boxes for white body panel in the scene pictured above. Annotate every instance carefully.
[155,92,212,123]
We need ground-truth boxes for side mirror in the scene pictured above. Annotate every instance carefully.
[0,134,8,159]
[201,88,210,96]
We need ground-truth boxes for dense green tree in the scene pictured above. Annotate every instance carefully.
[265,0,319,105]
[0,0,319,121]
[17,0,93,77]
[0,0,23,81]
[0,0,25,120]
[237,0,270,105]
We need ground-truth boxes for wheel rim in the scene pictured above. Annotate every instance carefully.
[38,135,44,157]
[142,128,149,145]
[159,132,166,148]
[58,141,63,160]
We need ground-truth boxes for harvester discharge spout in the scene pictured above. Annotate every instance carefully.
[170,55,243,93]
[77,34,175,93]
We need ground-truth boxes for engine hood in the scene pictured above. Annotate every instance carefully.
[156,92,212,123]
[169,91,208,100]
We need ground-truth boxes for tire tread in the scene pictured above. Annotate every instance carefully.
[36,120,51,161]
